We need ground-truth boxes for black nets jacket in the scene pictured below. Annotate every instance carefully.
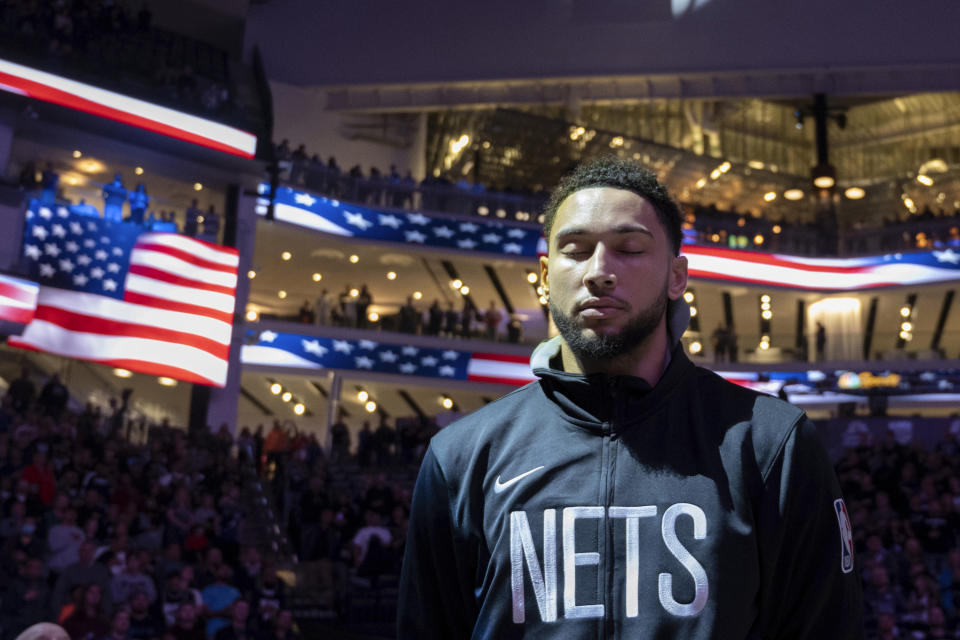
[399,311,864,639]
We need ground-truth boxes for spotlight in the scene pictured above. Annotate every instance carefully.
[247,270,257,279]
[386,271,397,280]
[278,290,287,299]
[526,272,539,284]
[368,311,380,322]
[246,309,258,321]
[844,187,866,200]
[357,390,369,402]
[113,368,132,378]
[689,341,702,354]
[772,225,782,234]
[683,291,695,303]
[281,251,292,261]
[364,400,377,413]
[270,383,282,395]
[763,192,777,202]
[917,174,934,186]
[900,306,911,317]
[350,288,359,297]
[293,403,305,416]
[784,189,805,201]
[158,377,177,387]
[451,279,463,289]
[412,291,423,300]
[349,254,359,264]
[72,150,82,158]
[761,309,773,320]
[134,166,144,176]
[813,175,835,189]
[193,182,203,191]
[459,285,470,295]
[689,306,698,317]
[281,391,292,402]
[440,396,453,410]
[312,272,322,282]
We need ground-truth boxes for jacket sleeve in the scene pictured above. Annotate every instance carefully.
[397,446,478,639]
[754,417,865,640]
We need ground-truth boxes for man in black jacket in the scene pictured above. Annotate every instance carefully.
[398,157,864,639]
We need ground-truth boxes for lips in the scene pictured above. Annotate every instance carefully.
[577,297,625,318]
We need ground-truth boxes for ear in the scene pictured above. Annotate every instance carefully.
[668,255,688,301]
[539,255,550,296]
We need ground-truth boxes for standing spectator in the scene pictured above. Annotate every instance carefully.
[297,301,314,324]
[53,541,112,616]
[329,419,350,463]
[40,163,59,206]
[356,285,372,329]
[398,296,419,334]
[352,509,392,582]
[315,289,332,326]
[356,422,374,467]
[443,302,458,337]
[459,301,474,338]
[506,313,524,344]
[374,419,395,465]
[38,374,69,419]
[816,321,827,361]
[338,286,356,328]
[6,366,35,413]
[727,325,739,362]
[128,184,149,225]
[711,323,729,363]
[212,600,251,640]
[184,200,202,237]
[483,301,502,341]
[201,565,241,639]
[62,583,109,640]
[47,505,84,575]
[200,206,220,243]
[427,300,443,336]
[102,175,127,223]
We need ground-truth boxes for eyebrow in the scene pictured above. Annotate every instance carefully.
[554,224,654,242]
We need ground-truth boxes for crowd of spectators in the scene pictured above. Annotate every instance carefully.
[0,0,234,119]
[838,429,960,639]
[295,287,525,343]
[0,367,299,640]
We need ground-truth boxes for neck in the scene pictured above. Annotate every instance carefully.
[560,322,670,386]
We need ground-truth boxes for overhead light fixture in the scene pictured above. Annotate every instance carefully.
[349,288,359,297]
[748,160,765,170]
[538,295,548,305]
[270,383,282,395]
[760,294,771,303]
[477,206,489,216]
[689,341,703,354]
[247,270,256,279]
[412,291,423,300]
[813,175,835,189]
[193,182,203,191]
[113,368,132,378]
[277,290,287,299]
[451,279,463,289]
[293,403,305,416]
[917,174,934,186]
[900,306,912,317]
[683,291,694,303]
[784,189,804,201]
[281,391,292,402]
[368,311,380,322]
[772,225,782,234]
[358,389,370,402]
[899,330,912,341]
[718,161,731,173]
[246,309,258,321]
[158,377,177,387]
[526,272,538,284]
[689,306,698,317]
[72,150,82,158]
[763,192,777,202]
[459,285,470,295]
[440,396,454,410]
[312,272,322,282]
[695,178,707,189]
[386,271,397,280]
[844,187,866,200]
[364,400,377,413]
[761,309,773,320]
[753,234,764,245]
[134,166,144,176]
[710,169,722,180]
[281,251,292,261]
[349,254,359,263]
[901,321,913,332]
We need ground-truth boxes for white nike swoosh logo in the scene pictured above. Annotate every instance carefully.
[494,466,545,494]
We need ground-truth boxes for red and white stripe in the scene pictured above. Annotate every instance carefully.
[0,58,257,158]
[0,274,38,326]
[10,234,239,387]
[467,352,535,386]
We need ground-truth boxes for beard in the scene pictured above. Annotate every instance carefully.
[550,284,669,362]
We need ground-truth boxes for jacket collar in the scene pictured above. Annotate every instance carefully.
[530,297,693,426]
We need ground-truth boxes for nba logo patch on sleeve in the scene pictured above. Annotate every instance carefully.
[833,499,854,574]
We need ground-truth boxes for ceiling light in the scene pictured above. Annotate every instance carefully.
[246,309,258,321]
[281,391,292,402]
[539,295,548,305]
[683,291,694,303]
[368,311,380,322]
[753,234,764,245]
[689,340,703,354]
[917,174,934,186]
[357,390,369,402]
[710,169,722,180]
[496,209,506,218]
[900,306,911,317]
[761,294,771,303]
[772,225,782,234]
[386,271,397,280]
[364,400,377,413]
[459,285,470,295]
[193,183,203,191]
[719,161,731,173]
[689,306,698,317]
[312,272,322,282]
[526,272,538,284]
[813,175,835,189]
[451,279,463,289]
[710,233,720,242]
[412,291,423,300]
[844,187,866,200]
[247,270,256,279]
[784,189,804,201]
[72,150,82,158]
[134,166,144,176]
[695,178,707,189]
[293,403,305,416]
[113,368,132,378]
[349,254,359,264]
[759,340,770,351]
[763,192,777,202]
[270,383,282,395]
[609,136,624,148]
[903,197,915,210]
[477,206,489,216]
[901,321,913,332]
[748,160,765,170]
[349,288,359,297]
[281,251,292,261]
[761,309,773,320]
[77,159,105,174]
[278,290,287,299]
[158,377,177,387]
[899,331,912,341]
[440,396,454,410]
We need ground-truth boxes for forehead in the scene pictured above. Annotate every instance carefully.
[552,187,663,240]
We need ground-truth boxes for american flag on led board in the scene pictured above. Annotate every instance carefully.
[0,273,38,325]
[11,202,239,386]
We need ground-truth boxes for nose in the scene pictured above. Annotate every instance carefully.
[583,244,617,290]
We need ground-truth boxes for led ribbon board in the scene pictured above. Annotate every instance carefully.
[258,186,960,290]
[0,58,257,158]
[242,329,534,386]
[0,273,38,325]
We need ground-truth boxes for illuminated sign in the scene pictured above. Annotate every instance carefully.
[0,58,257,158]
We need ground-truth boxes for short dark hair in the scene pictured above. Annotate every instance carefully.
[542,156,684,256]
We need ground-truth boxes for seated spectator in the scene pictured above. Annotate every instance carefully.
[126,590,163,640]
[62,583,109,640]
[1,556,51,636]
[251,560,285,630]
[53,540,111,616]
[110,553,156,607]
[351,509,392,580]
[169,602,205,640]
[212,600,251,640]
[201,564,241,638]
[161,569,202,628]
[257,610,299,640]
[102,609,130,640]
[47,504,84,575]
